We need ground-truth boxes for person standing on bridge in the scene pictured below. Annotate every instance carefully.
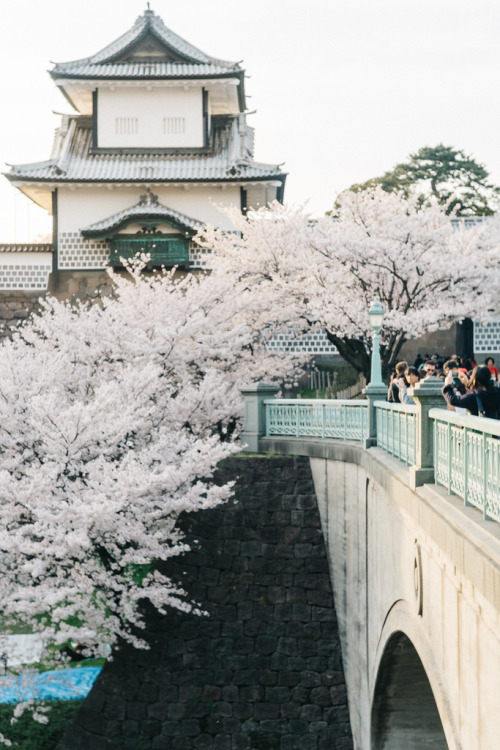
[442,366,500,418]
[387,361,408,402]
[422,360,437,378]
[485,356,499,384]
[398,366,420,404]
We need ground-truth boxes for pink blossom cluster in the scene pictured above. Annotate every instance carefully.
[200,189,500,371]
[0,263,303,657]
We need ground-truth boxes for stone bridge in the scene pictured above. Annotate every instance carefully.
[241,379,500,750]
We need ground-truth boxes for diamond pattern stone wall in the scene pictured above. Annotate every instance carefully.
[58,232,110,269]
[188,241,211,269]
[0,262,52,290]
[474,320,500,353]
[267,330,339,356]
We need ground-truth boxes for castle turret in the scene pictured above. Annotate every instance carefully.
[4,8,286,278]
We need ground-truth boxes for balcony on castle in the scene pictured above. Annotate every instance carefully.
[109,236,190,268]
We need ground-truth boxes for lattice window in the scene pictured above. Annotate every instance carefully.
[0,263,52,290]
[115,117,139,135]
[474,320,500,353]
[58,233,109,270]
[163,117,186,135]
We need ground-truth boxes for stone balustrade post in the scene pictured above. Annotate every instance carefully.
[240,382,280,453]
[408,376,444,489]
[363,383,388,449]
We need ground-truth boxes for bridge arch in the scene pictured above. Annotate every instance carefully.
[371,630,448,749]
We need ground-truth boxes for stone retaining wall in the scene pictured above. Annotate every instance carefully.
[56,455,353,750]
[0,291,42,332]
[0,271,114,336]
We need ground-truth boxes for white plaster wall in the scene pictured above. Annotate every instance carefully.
[97,88,203,148]
[246,184,280,209]
[308,451,500,750]
[57,186,241,234]
[0,253,52,268]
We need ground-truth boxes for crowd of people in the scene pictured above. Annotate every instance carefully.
[387,353,500,418]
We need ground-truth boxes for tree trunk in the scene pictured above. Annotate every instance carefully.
[325,331,371,381]
[325,330,408,384]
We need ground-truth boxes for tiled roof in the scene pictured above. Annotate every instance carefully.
[52,62,241,80]
[82,189,203,237]
[6,116,286,185]
[51,9,240,79]
[0,244,53,253]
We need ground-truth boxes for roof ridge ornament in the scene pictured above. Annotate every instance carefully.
[138,187,160,207]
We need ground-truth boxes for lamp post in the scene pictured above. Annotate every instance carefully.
[367,298,385,387]
[363,297,387,448]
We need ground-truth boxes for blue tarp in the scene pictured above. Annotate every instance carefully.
[0,666,102,703]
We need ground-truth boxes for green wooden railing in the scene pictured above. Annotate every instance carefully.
[110,237,189,267]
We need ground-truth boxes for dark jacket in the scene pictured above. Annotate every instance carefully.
[442,384,500,419]
[387,381,399,403]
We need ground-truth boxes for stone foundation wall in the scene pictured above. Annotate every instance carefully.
[0,291,43,333]
[56,455,353,750]
[0,271,115,337]
[47,270,115,305]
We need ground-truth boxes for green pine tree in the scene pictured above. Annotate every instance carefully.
[345,144,499,216]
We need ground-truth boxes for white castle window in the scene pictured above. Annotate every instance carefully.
[115,117,139,135]
[163,117,186,135]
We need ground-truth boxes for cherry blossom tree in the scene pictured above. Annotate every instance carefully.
[200,189,500,379]
[0,263,304,665]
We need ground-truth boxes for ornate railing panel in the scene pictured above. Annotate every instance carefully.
[264,399,368,442]
[374,401,418,466]
[430,409,500,522]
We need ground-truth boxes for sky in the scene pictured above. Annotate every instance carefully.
[0,0,498,241]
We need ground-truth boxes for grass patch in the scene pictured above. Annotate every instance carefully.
[0,699,80,749]
[28,657,106,673]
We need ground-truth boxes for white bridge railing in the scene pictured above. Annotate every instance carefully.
[375,401,418,467]
[241,380,500,525]
[430,409,500,522]
[264,399,368,442]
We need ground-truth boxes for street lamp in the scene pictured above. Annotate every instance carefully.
[368,297,384,387]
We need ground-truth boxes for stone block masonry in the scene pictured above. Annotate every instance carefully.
[0,291,43,332]
[0,270,115,338]
[56,456,353,750]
